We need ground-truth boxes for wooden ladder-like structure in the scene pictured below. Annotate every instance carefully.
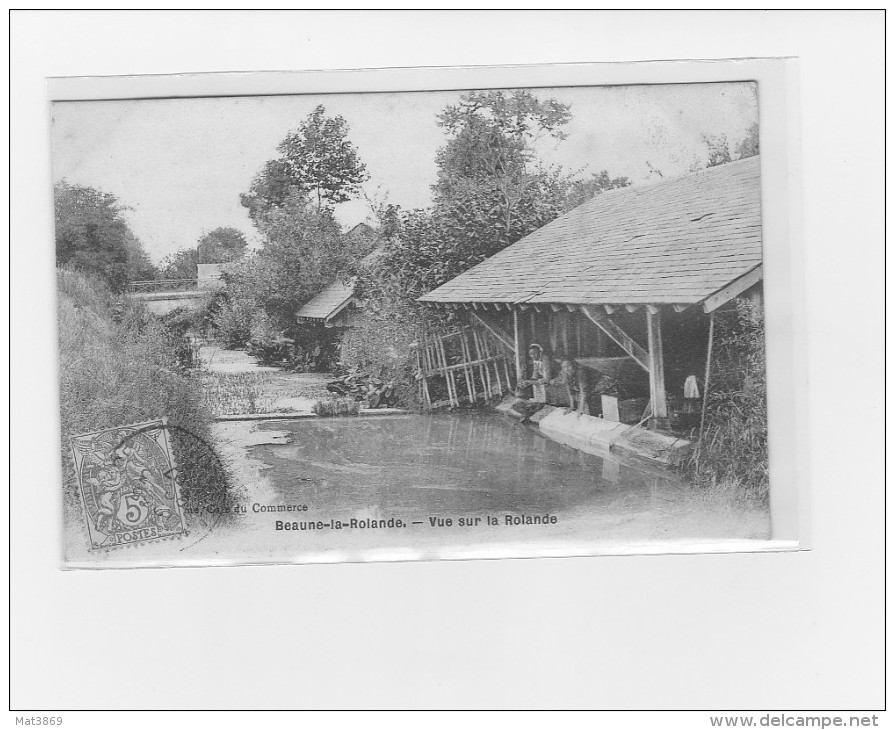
[415,325,515,410]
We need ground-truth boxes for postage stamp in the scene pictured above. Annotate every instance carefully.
[68,419,186,549]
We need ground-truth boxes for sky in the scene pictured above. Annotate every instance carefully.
[51,82,757,264]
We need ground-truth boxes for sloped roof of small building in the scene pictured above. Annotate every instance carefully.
[295,245,384,322]
[419,156,763,308]
[296,278,355,322]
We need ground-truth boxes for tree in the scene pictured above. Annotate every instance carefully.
[54,181,156,291]
[703,133,733,168]
[197,227,248,263]
[212,194,372,350]
[160,248,198,279]
[563,170,631,212]
[359,90,577,305]
[735,122,760,159]
[241,105,368,219]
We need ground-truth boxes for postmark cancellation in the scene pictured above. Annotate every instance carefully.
[68,419,186,549]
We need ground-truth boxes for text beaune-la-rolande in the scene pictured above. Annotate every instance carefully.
[274,513,558,531]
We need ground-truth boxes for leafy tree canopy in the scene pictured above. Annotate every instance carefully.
[54,181,156,291]
[197,226,248,263]
[563,170,631,212]
[359,90,580,306]
[160,248,198,280]
[705,123,760,168]
[735,122,760,159]
[241,105,368,222]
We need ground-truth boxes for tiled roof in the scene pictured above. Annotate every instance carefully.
[296,278,355,321]
[419,156,763,307]
[295,243,383,322]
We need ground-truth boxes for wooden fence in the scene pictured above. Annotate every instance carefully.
[129,278,198,293]
[415,325,515,410]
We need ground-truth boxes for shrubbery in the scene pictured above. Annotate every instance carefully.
[687,298,768,505]
[58,268,232,522]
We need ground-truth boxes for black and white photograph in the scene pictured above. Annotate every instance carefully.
[10,9,883,716]
[53,79,775,567]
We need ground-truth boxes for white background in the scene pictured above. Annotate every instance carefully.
[7,9,885,716]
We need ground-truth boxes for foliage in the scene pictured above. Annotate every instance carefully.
[686,298,768,505]
[338,298,423,406]
[214,199,358,338]
[704,123,760,168]
[246,310,296,367]
[54,181,156,291]
[735,121,760,159]
[160,247,198,279]
[349,89,631,400]
[312,397,359,417]
[562,170,632,212]
[209,179,378,368]
[57,268,232,523]
[197,226,248,263]
[199,372,277,416]
[240,104,367,218]
[159,227,248,280]
[358,90,578,309]
[159,307,203,369]
[703,133,734,168]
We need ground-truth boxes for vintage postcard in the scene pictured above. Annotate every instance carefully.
[53,63,799,568]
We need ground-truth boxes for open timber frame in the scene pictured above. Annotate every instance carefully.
[418,157,765,446]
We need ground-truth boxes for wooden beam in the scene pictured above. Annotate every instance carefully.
[624,304,641,313]
[672,304,690,313]
[603,304,616,315]
[702,264,763,313]
[468,311,516,353]
[580,306,650,372]
[646,309,668,420]
[513,309,523,384]
[646,304,660,315]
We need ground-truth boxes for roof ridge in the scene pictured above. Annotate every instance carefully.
[573,154,761,212]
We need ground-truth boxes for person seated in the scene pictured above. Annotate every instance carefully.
[549,353,591,414]
[514,343,553,403]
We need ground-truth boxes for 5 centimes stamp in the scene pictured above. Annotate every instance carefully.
[68,419,186,549]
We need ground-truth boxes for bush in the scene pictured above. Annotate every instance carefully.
[686,298,768,506]
[312,397,359,417]
[57,268,233,525]
[212,297,254,348]
[338,299,431,409]
[247,310,296,366]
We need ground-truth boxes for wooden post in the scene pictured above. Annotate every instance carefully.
[646,308,669,426]
[561,312,570,355]
[698,311,716,456]
[575,314,582,356]
[513,308,523,387]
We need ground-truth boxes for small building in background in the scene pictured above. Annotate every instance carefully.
[197,263,228,290]
[295,223,381,329]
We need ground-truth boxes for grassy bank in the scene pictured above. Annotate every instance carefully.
[58,268,233,525]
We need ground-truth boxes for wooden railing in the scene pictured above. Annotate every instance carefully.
[129,278,198,293]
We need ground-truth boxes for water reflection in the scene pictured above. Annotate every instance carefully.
[252,413,680,518]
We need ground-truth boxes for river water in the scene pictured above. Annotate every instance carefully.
[63,411,769,568]
[250,412,680,520]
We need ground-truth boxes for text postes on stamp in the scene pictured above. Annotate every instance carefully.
[69,419,186,549]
